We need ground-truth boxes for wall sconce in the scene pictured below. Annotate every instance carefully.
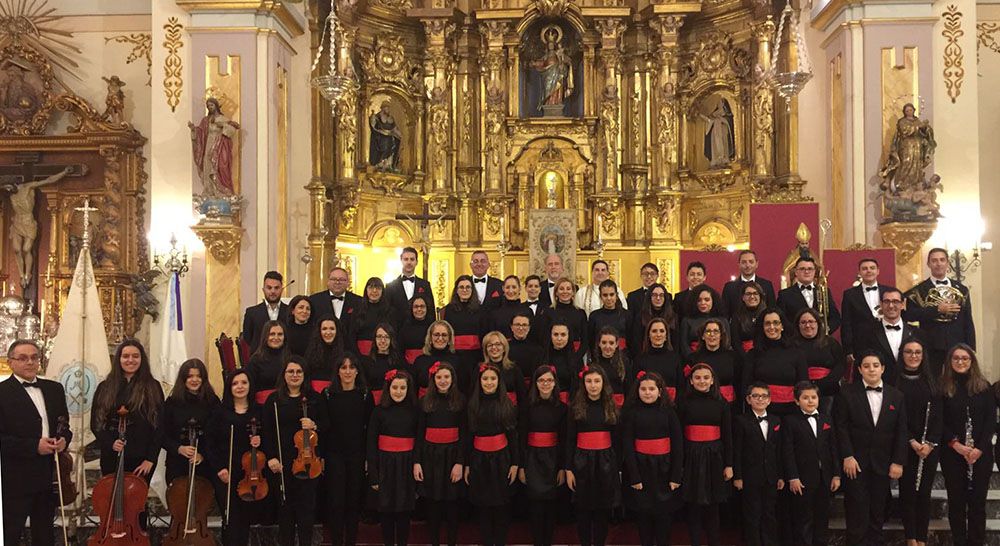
[936,213,986,284]
[152,233,190,277]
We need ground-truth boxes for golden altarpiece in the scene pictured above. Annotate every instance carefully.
[309,0,810,297]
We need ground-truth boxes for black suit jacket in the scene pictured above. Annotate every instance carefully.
[472,276,504,310]
[722,277,777,316]
[733,413,783,487]
[854,320,922,385]
[902,278,976,351]
[782,411,839,488]
[776,285,842,334]
[538,278,561,308]
[833,382,908,475]
[0,376,72,495]
[241,301,289,350]
[384,275,435,318]
[840,284,894,357]
[309,290,363,338]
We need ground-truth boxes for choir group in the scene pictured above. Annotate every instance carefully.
[0,245,989,546]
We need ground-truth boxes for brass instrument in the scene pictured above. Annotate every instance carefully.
[816,267,831,336]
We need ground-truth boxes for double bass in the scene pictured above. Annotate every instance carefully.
[236,418,268,501]
[89,407,150,546]
[163,419,217,546]
[291,396,323,479]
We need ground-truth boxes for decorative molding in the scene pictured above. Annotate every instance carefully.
[978,22,1000,61]
[192,224,243,263]
[879,221,936,265]
[162,17,184,112]
[942,5,964,104]
[105,33,152,86]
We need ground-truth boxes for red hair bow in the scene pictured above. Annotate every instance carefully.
[428,361,442,376]
[636,370,647,380]
[479,363,489,374]
[384,369,399,382]
[547,365,557,375]
[578,364,590,379]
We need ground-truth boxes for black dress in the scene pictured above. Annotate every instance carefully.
[634,346,684,403]
[509,336,544,380]
[467,393,519,507]
[796,337,846,398]
[491,298,528,339]
[591,354,631,408]
[247,347,285,404]
[545,301,588,356]
[440,303,485,392]
[566,398,620,510]
[677,391,732,505]
[354,300,400,357]
[622,400,684,511]
[206,403,262,546]
[285,320,313,358]
[158,392,221,483]
[325,387,371,508]
[520,399,566,500]
[365,352,407,405]
[896,369,942,542]
[587,307,631,355]
[416,401,466,501]
[400,317,433,366]
[367,401,419,512]
[91,379,164,476]
[686,347,741,405]
[546,346,584,403]
[307,342,343,393]
[743,342,807,415]
[678,315,729,359]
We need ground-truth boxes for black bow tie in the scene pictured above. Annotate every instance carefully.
[527,300,538,305]
[800,285,814,291]
[756,415,768,423]
[935,279,949,285]
[884,324,901,331]
[804,413,818,420]
[865,385,883,392]
[330,295,344,301]
[22,382,39,389]
[865,286,879,292]
[474,277,486,284]
[402,276,415,282]
[548,281,555,287]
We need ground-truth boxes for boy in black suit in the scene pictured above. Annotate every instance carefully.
[834,351,908,546]
[0,339,72,546]
[733,382,784,546]
[384,246,435,318]
[783,381,840,546]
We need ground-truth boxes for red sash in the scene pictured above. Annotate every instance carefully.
[769,384,795,403]
[684,425,721,442]
[507,392,518,405]
[808,367,830,380]
[741,340,754,352]
[618,338,627,350]
[612,393,624,407]
[634,437,672,455]
[372,390,383,405]
[404,349,422,364]
[719,385,735,402]
[454,335,481,351]
[665,386,677,402]
[378,435,415,452]
[311,380,332,393]
[473,434,508,452]
[527,431,558,448]
[576,431,612,450]
[425,427,459,444]
[254,388,276,405]
[357,340,373,356]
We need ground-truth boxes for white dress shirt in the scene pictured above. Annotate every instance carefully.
[402,275,416,300]
[266,302,281,321]
[329,291,345,318]
[865,382,884,425]
[862,282,880,317]
[546,279,557,303]
[931,276,951,287]
[473,276,488,304]
[17,375,49,438]
[803,411,819,437]
[882,319,904,360]
[799,284,815,308]
[754,411,769,440]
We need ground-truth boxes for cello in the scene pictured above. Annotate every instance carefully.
[163,419,217,546]
[236,418,268,501]
[89,406,150,546]
[291,396,323,479]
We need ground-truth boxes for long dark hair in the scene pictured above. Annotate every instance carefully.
[792,308,831,349]
[627,370,671,408]
[252,320,289,360]
[275,356,313,400]
[467,363,516,432]
[899,338,938,396]
[544,321,572,359]
[684,362,722,401]
[421,361,465,413]
[642,317,673,353]
[168,358,219,402]
[328,353,368,394]
[94,339,163,428]
[221,369,253,409]
[571,365,617,424]
[598,279,623,310]
[941,343,990,397]
[305,315,344,376]
[639,283,675,332]
[370,322,403,365]
[593,326,626,381]
[287,295,312,325]
[379,369,416,408]
[754,307,791,349]
[732,281,765,334]
[527,365,561,407]
[448,275,480,309]
[687,283,722,317]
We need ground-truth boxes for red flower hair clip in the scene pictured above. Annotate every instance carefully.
[547,365,557,375]
[636,370,647,380]
[428,361,442,377]
[384,369,399,382]
[578,364,590,379]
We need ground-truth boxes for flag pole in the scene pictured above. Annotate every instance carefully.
[72,197,98,535]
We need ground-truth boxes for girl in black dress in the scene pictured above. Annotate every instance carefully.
[896,339,941,546]
[481,331,527,406]
[622,371,684,546]
[285,295,313,358]
[793,308,845,414]
[367,369,419,546]
[545,277,588,356]
[591,326,631,409]
[401,295,435,366]
[519,365,567,546]
[729,282,764,356]
[159,359,221,485]
[208,369,262,546]
[247,320,290,404]
[679,363,733,546]
[416,361,466,546]
[544,322,584,403]
[679,284,728,360]
[465,363,519,546]
[630,283,676,357]
[413,320,457,397]
[940,344,995,546]
[305,315,345,392]
[634,318,684,404]
[263,357,330,546]
[686,318,740,405]
[587,279,631,355]
[356,277,400,357]
[566,365,620,546]
[325,354,371,546]
[366,323,406,405]
[440,275,485,392]
[742,308,806,416]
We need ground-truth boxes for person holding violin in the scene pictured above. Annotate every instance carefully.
[324,353,371,546]
[0,340,72,546]
[208,369,263,546]
[263,356,330,546]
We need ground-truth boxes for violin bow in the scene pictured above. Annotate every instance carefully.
[226,424,234,527]
[273,403,287,504]
[54,416,69,546]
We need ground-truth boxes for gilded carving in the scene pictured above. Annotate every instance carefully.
[427,86,450,186]
[335,84,359,176]
[0,44,56,136]
[162,17,184,113]
[534,0,572,18]
[480,196,509,235]
[360,35,421,92]
[599,84,619,187]
[942,5,964,104]
[594,197,620,233]
[484,85,505,170]
[193,225,242,263]
[978,22,1000,59]
[338,184,360,228]
[650,194,679,233]
[105,33,152,86]
[879,221,936,265]
[0,0,81,81]
[370,0,412,12]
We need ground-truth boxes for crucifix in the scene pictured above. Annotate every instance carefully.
[0,152,88,291]
[395,200,456,279]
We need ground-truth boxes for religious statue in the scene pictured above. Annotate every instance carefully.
[700,98,735,168]
[1,166,74,289]
[102,75,126,125]
[368,100,403,171]
[526,25,575,116]
[0,62,39,120]
[879,103,941,222]
[189,97,240,197]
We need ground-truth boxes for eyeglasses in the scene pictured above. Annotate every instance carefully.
[952,356,972,363]
[799,320,818,326]
[374,334,391,340]
[431,333,450,338]
[641,270,658,277]
[10,355,41,363]
[903,349,923,356]
[703,330,721,336]
[537,378,555,384]
[743,292,761,298]
[486,342,504,349]
[285,369,304,375]
[763,320,782,327]
[748,393,770,400]
[330,277,348,283]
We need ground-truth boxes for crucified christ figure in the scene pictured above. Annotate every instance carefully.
[1,166,73,289]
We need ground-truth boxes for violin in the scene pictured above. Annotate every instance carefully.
[52,415,77,505]
[163,419,217,546]
[291,396,323,479]
[89,407,150,546]
[236,418,268,501]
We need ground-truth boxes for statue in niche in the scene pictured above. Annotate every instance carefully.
[189,97,240,197]
[879,103,941,222]
[1,167,74,289]
[522,24,579,117]
[369,100,403,171]
[700,98,735,168]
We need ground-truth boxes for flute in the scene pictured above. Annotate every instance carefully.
[965,405,975,490]
[915,401,931,490]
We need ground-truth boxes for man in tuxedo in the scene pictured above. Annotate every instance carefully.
[733,383,784,546]
[841,258,895,364]
[722,250,776,316]
[384,246,435,318]
[854,288,920,385]
[470,250,503,310]
[574,259,627,316]
[0,340,72,546]
[627,262,670,312]
[673,261,706,323]
[308,266,363,341]
[241,270,288,350]
[903,247,976,375]
[524,275,544,317]
[833,352,908,546]
[776,257,842,334]
[538,253,564,308]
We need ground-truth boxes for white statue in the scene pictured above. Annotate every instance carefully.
[1,166,74,289]
[700,99,735,169]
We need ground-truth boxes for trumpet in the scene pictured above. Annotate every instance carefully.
[816,268,831,336]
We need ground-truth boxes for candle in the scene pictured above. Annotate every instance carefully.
[596,214,603,239]
[40,299,45,331]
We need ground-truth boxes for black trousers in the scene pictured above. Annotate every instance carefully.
[380,511,411,546]
[741,482,778,546]
[327,455,365,546]
[637,505,674,546]
[214,479,257,546]
[528,498,558,546]
[899,448,939,542]
[477,504,510,546]
[686,503,720,546]
[426,499,459,546]
[279,476,318,546]
[789,481,831,546]
[941,448,992,546]
[576,508,610,546]
[842,467,890,546]
[3,490,55,546]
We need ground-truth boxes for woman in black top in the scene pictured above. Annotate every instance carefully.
[208,369,261,546]
[793,308,845,414]
[247,320,289,404]
[679,363,733,546]
[895,339,942,546]
[591,326,631,409]
[159,359,221,485]
[544,322,584,403]
[285,295,313,358]
[630,283,676,360]
[440,275,485,393]
[355,277,400,357]
[686,318,740,405]
[566,365,620,546]
[545,277,588,357]
[263,356,330,546]
[466,363,519,546]
[679,284,728,360]
[519,365,566,546]
[729,282,765,355]
[367,369,419,546]
[742,308,806,416]
[481,331,527,406]
[587,279,632,355]
[622,371,684,546]
[400,294,435,366]
[413,320,457,397]
[634,318,684,404]
[305,315,345,392]
[365,323,406,405]
[325,353,371,546]
[509,310,544,380]
[491,275,526,339]
[939,344,995,546]
[92,340,163,479]
[415,361,466,546]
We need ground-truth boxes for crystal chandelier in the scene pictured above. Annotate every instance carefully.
[310,0,358,105]
[767,0,813,106]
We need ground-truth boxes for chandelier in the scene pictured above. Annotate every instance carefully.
[767,0,813,106]
[310,0,358,105]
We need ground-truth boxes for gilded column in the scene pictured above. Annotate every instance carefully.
[751,17,775,180]
[595,19,625,192]
[421,18,457,194]
[456,25,482,199]
[772,12,803,190]
[648,15,683,191]
[480,21,508,195]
